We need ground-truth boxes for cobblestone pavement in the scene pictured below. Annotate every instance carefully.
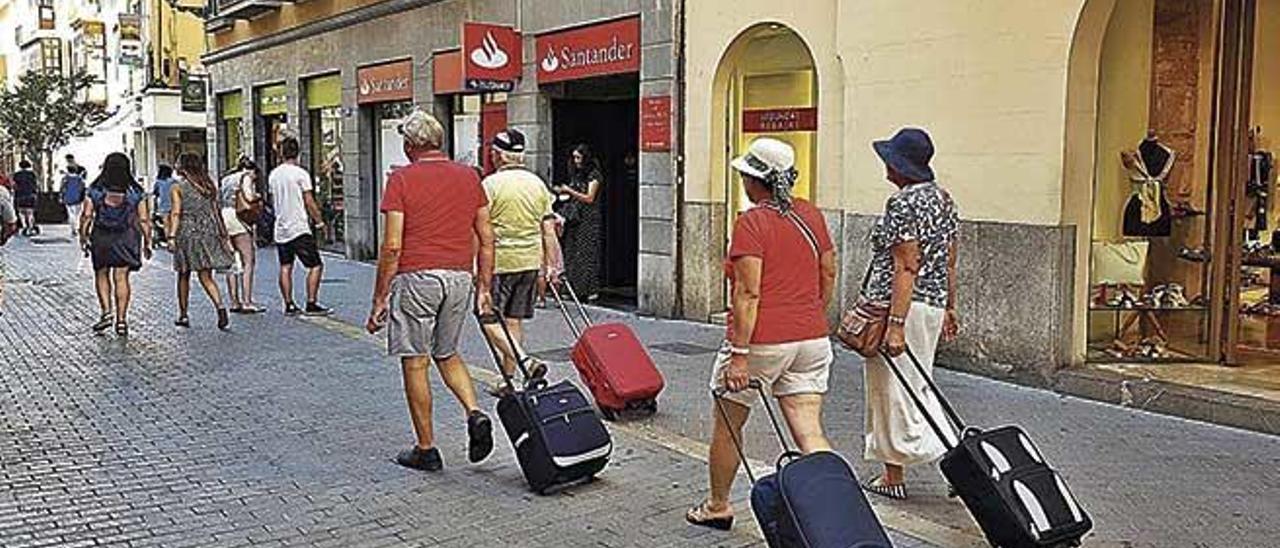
[0,228,937,548]
[221,232,1280,548]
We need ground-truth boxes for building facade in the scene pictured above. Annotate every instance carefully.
[203,0,680,313]
[203,0,1279,417]
[681,0,1279,414]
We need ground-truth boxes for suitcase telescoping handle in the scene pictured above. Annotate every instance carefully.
[711,380,802,484]
[877,346,966,451]
[475,308,543,392]
[548,279,593,339]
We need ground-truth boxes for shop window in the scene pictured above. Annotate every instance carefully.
[305,73,345,251]
[1084,0,1217,363]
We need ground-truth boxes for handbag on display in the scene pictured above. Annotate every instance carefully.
[835,266,890,357]
[1089,240,1149,287]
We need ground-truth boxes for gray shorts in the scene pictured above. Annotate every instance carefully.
[387,270,474,360]
[479,269,539,323]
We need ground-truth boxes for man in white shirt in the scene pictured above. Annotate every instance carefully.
[269,134,332,316]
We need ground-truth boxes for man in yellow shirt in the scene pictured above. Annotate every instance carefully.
[480,128,562,396]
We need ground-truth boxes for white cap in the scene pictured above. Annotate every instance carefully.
[731,138,796,180]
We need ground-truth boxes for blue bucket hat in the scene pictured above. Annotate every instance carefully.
[873,128,935,183]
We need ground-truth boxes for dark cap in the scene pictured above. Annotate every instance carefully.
[493,128,526,153]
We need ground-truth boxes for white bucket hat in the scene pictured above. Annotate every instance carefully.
[731,138,796,180]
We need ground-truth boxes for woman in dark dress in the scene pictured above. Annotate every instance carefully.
[553,144,604,300]
[80,153,153,336]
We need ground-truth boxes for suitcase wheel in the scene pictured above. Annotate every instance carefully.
[600,408,618,422]
[640,399,658,415]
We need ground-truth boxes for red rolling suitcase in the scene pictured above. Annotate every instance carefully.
[549,281,665,420]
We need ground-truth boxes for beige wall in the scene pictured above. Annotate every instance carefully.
[684,0,1094,224]
[683,2,842,206]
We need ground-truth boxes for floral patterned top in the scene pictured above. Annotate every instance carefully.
[862,181,959,309]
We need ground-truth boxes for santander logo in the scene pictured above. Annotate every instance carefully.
[470,31,510,70]
[540,48,560,73]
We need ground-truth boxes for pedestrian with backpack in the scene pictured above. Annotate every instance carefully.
[80,152,153,336]
[168,152,234,330]
[62,162,87,245]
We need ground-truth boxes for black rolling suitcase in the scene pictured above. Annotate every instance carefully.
[480,313,612,495]
[715,382,892,548]
[880,348,1092,548]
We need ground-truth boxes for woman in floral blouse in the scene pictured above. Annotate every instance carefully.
[861,128,961,500]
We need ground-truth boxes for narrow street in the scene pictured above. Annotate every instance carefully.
[2,228,1278,547]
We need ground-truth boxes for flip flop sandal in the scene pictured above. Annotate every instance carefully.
[862,476,908,500]
[685,502,734,531]
[92,313,114,333]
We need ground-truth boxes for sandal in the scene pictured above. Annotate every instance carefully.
[92,313,114,333]
[685,501,734,531]
[862,476,908,500]
[175,316,190,328]
[115,321,128,337]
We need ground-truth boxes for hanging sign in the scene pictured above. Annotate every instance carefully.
[357,59,413,105]
[536,16,640,84]
[742,107,818,133]
[181,74,208,112]
[640,96,672,152]
[117,13,143,67]
[463,22,522,92]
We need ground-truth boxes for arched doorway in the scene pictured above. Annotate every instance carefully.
[1067,0,1274,371]
[708,23,819,308]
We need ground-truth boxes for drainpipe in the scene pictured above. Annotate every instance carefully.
[672,0,687,318]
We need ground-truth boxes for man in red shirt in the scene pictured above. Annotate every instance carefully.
[366,109,497,472]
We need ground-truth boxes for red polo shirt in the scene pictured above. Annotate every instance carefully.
[379,152,488,273]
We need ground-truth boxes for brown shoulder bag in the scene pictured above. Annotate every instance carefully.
[835,267,891,357]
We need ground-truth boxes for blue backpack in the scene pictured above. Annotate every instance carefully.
[90,186,143,232]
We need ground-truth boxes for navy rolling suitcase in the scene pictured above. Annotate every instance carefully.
[480,313,612,495]
[715,382,892,548]
[880,348,1092,548]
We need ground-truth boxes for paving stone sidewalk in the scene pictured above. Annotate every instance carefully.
[0,229,936,548]
[254,237,1280,548]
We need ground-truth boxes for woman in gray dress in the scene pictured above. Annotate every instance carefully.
[168,152,233,330]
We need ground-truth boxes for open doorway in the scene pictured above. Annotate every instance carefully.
[550,74,640,307]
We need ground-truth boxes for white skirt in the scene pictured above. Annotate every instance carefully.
[220,207,249,237]
[863,301,958,466]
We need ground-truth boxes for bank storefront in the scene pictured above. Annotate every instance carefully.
[203,0,678,314]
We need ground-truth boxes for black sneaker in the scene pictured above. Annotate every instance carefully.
[467,411,494,464]
[303,302,333,317]
[284,303,302,316]
[395,446,443,472]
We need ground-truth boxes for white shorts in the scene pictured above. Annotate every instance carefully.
[221,207,249,237]
[709,336,833,407]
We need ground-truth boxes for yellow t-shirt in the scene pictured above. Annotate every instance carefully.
[483,168,554,274]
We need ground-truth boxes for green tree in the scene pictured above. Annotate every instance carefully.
[0,70,104,190]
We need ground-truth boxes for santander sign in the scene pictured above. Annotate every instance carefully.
[536,17,640,84]
[463,22,521,91]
